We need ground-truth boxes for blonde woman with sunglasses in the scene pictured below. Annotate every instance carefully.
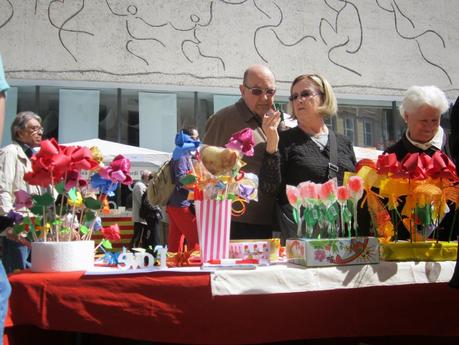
[259,74,356,243]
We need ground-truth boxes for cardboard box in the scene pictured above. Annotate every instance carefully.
[380,241,458,261]
[229,239,280,263]
[286,237,379,267]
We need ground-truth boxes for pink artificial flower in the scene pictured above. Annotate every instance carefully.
[225,128,255,156]
[99,155,133,185]
[286,185,300,206]
[101,224,121,241]
[13,190,33,209]
[298,181,318,200]
[319,179,337,202]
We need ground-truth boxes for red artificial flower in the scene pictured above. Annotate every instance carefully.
[337,186,350,203]
[64,169,88,191]
[399,153,431,180]
[426,150,459,181]
[348,176,364,194]
[376,153,399,175]
[24,138,71,186]
[99,154,132,185]
[101,224,120,241]
[319,179,337,201]
[355,159,377,173]
[61,145,100,171]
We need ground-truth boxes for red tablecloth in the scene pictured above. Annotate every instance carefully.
[5,269,459,344]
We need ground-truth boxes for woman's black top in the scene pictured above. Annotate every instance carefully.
[259,126,356,206]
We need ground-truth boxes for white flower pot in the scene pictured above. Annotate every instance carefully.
[31,240,94,272]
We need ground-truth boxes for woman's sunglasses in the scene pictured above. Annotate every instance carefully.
[289,90,322,102]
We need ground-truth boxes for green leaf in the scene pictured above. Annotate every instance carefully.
[30,205,43,216]
[55,182,66,194]
[52,219,63,226]
[34,216,42,226]
[13,224,25,235]
[33,192,55,207]
[79,225,89,235]
[26,230,35,242]
[60,227,71,234]
[22,216,32,225]
[292,207,299,224]
[101,239,113,250]
[179,175,197,185]
[84,197,102,210]
[68,187,78,202]
[84,210,96,222]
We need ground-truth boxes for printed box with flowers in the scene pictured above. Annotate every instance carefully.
[286,237,379,267]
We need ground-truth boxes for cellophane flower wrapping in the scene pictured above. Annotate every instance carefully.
[353,151,459,243]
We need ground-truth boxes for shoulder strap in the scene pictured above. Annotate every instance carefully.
[328,130,339,179]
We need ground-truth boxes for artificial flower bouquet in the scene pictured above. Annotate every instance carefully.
[285,176,379,266]
[354,151,459,261]
[176,128,259,263]
[6,138,130,257]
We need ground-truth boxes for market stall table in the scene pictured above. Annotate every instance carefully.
[5,261,459,345]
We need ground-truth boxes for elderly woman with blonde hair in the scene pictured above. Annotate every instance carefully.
[259,73,356,243]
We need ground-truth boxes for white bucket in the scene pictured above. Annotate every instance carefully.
[31,240,94,272]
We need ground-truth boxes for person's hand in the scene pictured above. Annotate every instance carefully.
[5,227,32,248]
[262,110,281,154]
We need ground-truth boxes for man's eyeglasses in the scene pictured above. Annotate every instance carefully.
[27,125,44,133]
[244,84,276,96]
[289,90,322,102]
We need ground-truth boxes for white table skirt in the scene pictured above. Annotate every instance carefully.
[210,261,456,296]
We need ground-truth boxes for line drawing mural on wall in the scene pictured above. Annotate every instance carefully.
[0,0,13,29]
[104,0,167,66]
[319,0,363,77]
[0,0,456,94]
[47,0,95,63]
[375,0,451,85]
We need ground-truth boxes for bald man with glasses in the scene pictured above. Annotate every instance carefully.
[203,64,287,240]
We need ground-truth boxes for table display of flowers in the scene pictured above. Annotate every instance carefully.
[4,138,132,271]
[352,151,459,261]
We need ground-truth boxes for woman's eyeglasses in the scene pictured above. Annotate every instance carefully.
[289,90,322,102]
[27,125,44,133]
[244,84,276,96]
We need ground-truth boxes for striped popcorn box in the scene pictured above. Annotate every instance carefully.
[195,199,232,263]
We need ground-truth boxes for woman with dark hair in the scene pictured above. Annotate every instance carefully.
[166,127,200,252]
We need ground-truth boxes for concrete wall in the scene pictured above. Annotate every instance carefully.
[0,0,457,98]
